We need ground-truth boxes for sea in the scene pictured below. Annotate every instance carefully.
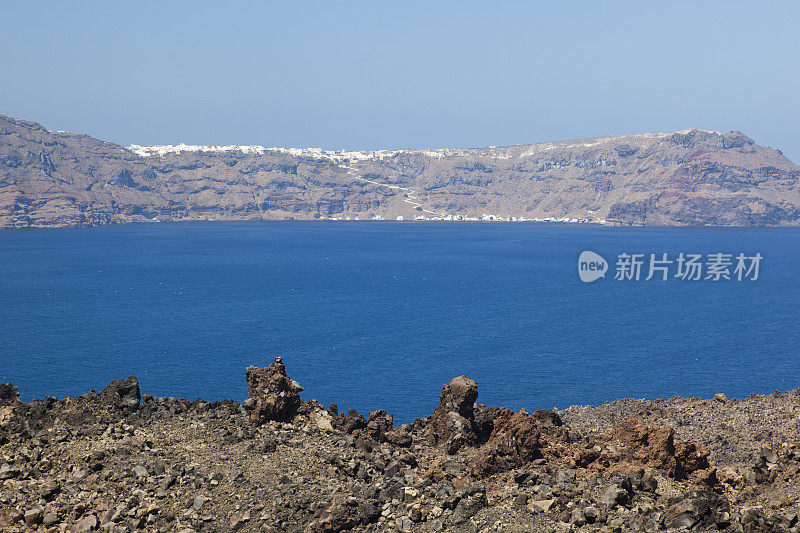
[1,222,799,423]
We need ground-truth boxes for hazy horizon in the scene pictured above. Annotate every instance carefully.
[3,2,799,161]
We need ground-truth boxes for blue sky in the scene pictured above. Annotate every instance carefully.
[2,2,799,161]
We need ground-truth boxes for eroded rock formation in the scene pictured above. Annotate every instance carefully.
[429,375,479,454]
[243,357,304,424]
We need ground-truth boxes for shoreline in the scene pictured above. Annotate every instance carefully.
[7,218,800,232]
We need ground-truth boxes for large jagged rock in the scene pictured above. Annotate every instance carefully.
[331,408,367,434]
[366,409,393,442]
[244,357,304,424]
[610,418,712,482]
[470,408,571,476]
[99,376,140,409]
[430,375,479,453]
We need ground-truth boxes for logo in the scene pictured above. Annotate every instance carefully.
[578,250,608,282]
[577,251,762,283]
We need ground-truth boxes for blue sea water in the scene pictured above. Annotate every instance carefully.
[1,222,799,423]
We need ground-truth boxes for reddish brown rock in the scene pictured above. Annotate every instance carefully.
[470,408,571,476]
[610,418,711,481]
[244,357,304,424]
[430,375,479,453]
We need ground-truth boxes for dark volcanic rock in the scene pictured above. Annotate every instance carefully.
[100,376,141,408]
[244,357,304,424]
[366,409,393,442]
[306,495,377,532]
[336,409,367,434]
[430,375,479,453]
[0,383,19,405]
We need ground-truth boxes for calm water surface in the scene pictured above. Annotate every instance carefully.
[1,222,799,423]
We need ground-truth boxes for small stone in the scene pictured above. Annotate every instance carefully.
[556,469,576,484]
[760,447,779,465]
[101,505,124,525]
[0,463,20,480]
[583,505,600,524]
[193,496,207,511]
[160,474,176,489]
[600,484,629,507]
[67,514,98,532]
[152,459,166,475]
[529,499,556,513]
[43,511,59,526]
[132,465,149,479]
[24,507,44,526]
[641,471,658,492]
[39,480,60,500]
[514,471,537,485]
[385,460,402,477]
[395,516,413,532]
[571,508,586,526]
[230,511,250,530]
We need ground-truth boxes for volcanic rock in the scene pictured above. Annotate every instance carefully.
[244,357,304,424]
[306,495,375,532]
[470,407,570,476]
[430,375,478,453]
[0,383,19,405]
[610,418,711,481]
[100,376,141,409]
[366,409,393,442]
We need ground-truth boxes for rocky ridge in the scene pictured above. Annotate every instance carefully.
[1,359,800,532]
[2,114,800,228]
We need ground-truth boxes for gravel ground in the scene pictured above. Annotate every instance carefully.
[1,363,799,532]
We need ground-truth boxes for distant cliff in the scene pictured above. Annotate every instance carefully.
[2,114,799,228]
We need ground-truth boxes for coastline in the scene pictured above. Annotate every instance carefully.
[9,218,800,231]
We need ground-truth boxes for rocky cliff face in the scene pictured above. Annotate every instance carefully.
[2,114,799,228]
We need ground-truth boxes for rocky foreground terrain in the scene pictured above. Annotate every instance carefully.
[2,359,800,532]
[2,114,800,228]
